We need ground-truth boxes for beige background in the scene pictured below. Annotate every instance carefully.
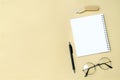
[0,0,120,80]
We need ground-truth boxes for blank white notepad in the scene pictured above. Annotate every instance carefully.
[70,14,110,57]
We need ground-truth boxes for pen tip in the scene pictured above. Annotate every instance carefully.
[73,70,76,73]
[69,42,71,44]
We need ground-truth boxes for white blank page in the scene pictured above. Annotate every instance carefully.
[70,14,110,57]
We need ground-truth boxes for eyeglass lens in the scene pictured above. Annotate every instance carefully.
[83,62,96,77]
[99,57,112,70]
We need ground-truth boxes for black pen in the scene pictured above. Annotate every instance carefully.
[69,42,76,73]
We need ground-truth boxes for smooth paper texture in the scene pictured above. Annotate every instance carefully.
[70,14,110,57]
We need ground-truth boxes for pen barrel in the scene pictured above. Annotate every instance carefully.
[70,53,75,70]
[69,43,75,73]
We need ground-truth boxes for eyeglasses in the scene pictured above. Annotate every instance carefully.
[83,57,113,77]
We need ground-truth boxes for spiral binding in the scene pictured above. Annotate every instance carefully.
[101,14,110,51]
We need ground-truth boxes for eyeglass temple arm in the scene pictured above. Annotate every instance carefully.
[103,63,113,68]
[85,68,90,77]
